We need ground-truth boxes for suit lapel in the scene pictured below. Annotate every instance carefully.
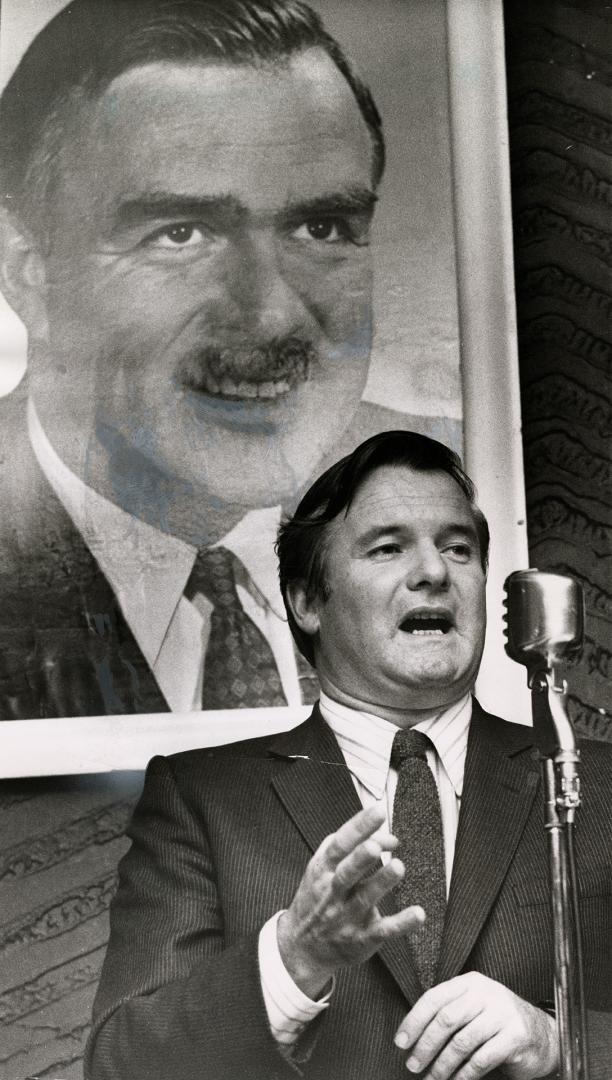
[269,707,362,851]
[269,708,423,1006]
[437,701,539,983]
[81,564,171,714]
[25,447,169,716]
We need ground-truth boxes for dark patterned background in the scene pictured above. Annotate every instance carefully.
[0,2,610,1076]
[505,0,611,743]
[0,775,141,1078]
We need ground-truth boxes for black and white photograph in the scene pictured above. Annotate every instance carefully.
[0,0,610,1077]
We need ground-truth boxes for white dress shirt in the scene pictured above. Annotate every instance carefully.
[27,400,301,710]
[259,692,472,1048]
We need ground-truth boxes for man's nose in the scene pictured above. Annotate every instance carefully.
[228,233,309,340]
[405,544,449,590]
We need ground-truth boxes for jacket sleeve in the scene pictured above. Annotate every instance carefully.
[85,755,301,1080]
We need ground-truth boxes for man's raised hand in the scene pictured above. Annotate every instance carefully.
[276,804,425,999]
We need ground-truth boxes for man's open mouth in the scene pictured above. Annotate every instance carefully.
[178,338,314,401]
[399,613,453,636]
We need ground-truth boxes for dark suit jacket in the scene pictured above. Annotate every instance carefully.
[86,702,612,1080]
[0,389,439,719]
[0,388,175,717]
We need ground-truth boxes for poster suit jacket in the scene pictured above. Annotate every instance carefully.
[86,702,612,1080]
[0,471,171,719]
[0,391,172,717]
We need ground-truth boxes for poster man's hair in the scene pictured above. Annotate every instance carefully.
[0,0,384,247]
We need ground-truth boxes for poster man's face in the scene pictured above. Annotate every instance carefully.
[35,49,376,532]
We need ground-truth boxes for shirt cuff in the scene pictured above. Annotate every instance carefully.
[258,911,332,1047]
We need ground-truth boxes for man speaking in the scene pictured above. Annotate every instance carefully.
[87,431,611,1079]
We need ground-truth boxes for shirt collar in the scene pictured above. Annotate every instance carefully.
[319,690,472,800]
[28,399,285,666]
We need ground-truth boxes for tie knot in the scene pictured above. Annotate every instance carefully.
[185,545,238,609]
[390,728,431,769]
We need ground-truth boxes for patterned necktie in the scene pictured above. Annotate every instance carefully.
[185,546,287,710]
[391,728,446,990]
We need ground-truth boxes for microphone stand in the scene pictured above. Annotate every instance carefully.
[530,664,589,1080]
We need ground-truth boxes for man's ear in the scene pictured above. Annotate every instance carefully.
[285,581,321,637]
[0,211,49,342]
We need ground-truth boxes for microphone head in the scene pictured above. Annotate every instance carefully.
[503,569,584,673]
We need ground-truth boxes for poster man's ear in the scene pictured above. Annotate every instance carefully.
[0,211,48,342]
[285,581,321,638]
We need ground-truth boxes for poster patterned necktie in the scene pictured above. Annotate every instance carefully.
[391,728,447,990]
[185,545,287,710]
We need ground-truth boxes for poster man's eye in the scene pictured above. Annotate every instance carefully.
[149,224,207,249]
[293,219,345,243]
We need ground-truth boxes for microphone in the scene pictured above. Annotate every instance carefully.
[504,572,589,1079]
[503,567,584,762]
[503,568,584,679]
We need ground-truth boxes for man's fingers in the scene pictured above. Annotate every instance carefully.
[331,836,385,896]
[404,1005,492,1077]
[395,977,471,1050]
[410,1013,499,1080]
[376,900,426,940]
[452,1034,511,1080]
[331,827,399,893]
[403,989,484,1062]
[320,804,387,868]
[344,855,405,909]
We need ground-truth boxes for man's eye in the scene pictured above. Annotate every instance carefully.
[445,543,473,561]
[292,219,346,243]
[148,223,208,249]
[369,543,401,558]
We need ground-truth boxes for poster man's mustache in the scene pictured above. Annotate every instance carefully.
[178,337,317,391]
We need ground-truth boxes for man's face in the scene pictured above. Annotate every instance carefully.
[35,50,375,534]
[300,465,487,713]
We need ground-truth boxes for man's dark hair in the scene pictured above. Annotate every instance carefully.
[277,429,490,666]
[0,0,384,247]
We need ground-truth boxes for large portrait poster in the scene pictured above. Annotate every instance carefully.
[0,2,526,1077]
[0,0,464,725]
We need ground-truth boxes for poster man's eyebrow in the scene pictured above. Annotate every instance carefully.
[281,187,378,221]
[113,192,246,230]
